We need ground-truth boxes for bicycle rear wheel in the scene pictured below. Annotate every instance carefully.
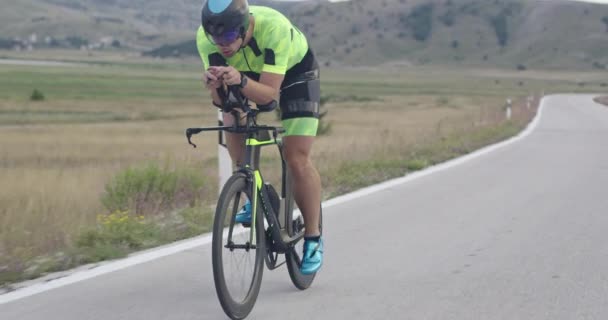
[284,173,323,290]
[212,173,265,320]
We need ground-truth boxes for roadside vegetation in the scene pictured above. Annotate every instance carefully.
[1,58,607,288]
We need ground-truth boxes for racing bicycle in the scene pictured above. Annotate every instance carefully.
[185,84,322,319]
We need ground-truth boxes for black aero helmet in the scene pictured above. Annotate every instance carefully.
[202,0,250,37]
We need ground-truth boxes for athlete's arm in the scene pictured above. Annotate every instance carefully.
[242,72,282,105]
[211,66,282,105]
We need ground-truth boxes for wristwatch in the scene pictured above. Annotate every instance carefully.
[239,72,248,89]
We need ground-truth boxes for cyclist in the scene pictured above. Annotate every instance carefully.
[197,0,323,274]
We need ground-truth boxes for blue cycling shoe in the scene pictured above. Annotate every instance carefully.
[235,201,252,226]
[300,237,323,275]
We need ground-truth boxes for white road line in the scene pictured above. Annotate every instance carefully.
[0,95,549,305]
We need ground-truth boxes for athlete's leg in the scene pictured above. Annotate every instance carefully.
[222,111,246,167]
[283,135,321,237]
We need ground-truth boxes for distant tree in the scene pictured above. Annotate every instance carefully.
[602,16,608,32]
[302,4,322,16]
[66,36,88,48]
[0,38,17,49]
[369,19,380,30]
[451,40,459,48]
[143,40,197,58]
[406,4,434,42]
[439,10,455,27]
[490,13,508,46]
[517,64,527,71]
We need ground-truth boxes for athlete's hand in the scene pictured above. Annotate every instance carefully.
[204,67,223,90]
[213,66,242,86]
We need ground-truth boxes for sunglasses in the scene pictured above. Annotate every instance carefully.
[209,30,241,46]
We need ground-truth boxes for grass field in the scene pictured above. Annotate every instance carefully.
[1,56,606,287]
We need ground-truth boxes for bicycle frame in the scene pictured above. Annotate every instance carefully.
[186,110,304,254]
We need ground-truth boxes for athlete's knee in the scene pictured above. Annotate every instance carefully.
[285,151,312,177]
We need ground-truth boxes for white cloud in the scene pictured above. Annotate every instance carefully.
[571,0,608,3]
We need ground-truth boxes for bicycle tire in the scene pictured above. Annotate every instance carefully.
[284,172,323,290]
[212,173,265,320]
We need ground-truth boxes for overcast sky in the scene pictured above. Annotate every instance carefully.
[549,0,608,3]
[277,0,608,3]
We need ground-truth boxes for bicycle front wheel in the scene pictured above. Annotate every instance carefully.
[212,173,265,320]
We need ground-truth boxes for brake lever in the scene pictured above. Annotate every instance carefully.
[185,128,203,148]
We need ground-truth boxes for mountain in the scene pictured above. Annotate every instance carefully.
[2,0,608,70]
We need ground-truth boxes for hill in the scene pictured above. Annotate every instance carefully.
[1,0,608,70]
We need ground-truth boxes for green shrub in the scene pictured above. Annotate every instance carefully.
[172,206,214,238]
[76,210,161,262]
[30,89,45,101]
[101,163,206,216]
[436,96,450,105]
[405,159,429,171]
[317,108,332,136]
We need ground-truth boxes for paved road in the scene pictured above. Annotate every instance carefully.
[2,94,608,319]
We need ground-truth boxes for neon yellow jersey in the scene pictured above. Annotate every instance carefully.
[196,6,309,77]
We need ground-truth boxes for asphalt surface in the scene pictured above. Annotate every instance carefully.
[1,94,608,320]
